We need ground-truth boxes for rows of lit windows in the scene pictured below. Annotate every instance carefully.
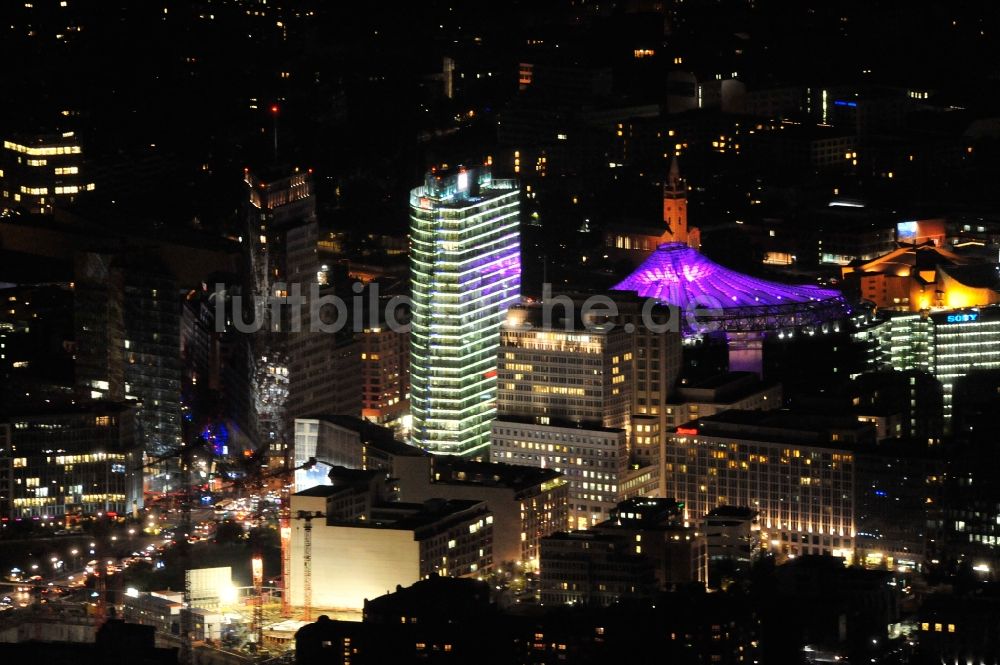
[13,497,55,507]
[80,493,127,503]
[530,385,586,396]
[52,453,125,465]
[4,140,81,156]
[667,434,854,544]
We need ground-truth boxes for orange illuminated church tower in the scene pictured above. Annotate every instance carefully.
[662,157,700,250]
[603,157,700,263]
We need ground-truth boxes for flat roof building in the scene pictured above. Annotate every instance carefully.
[0,401,142,520]
[499,305,632,431]
[492,415,630,530]
[666,409,867,562]
[289,484,493,612]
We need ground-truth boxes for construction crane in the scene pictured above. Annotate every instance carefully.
[280,458,333,618]
[251,554,264,648]
[295,510,324,622]
[211,456,328,618]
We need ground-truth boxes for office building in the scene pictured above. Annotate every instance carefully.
[865,306,1000,421]
[590,497,708,591]
[916,596,1000,665]
[245,166,316,311]
[0,619,176,665]
[122,590,184,637]
[0,282,75,412]
[284,219,363,429]
[498,305,632,430]
[244,166,319,460]
[769,556,899,660]
[255,349,290,453]
[605,292,683,477]
[409,165,521,456]
[666,410,866,561]
[292,416,567,566]
[403,457,569,566]
[665,372,782,429]
[296,577,759,664]
[74,252,125,403]
[745,122,858,174]
[360,324,409,424]
[0,131,93,215]
[492,303,648,528]
[539,531,657,606]
[849,369,944,443]
[953,369,1000,440]
[704,506,760,589]
[288,482,493,612]
[180,281,258,448]
[0,401,142,520]
[491,416,629,529]
[292,416,429,492]
[73,251,183,459]
[854,441,942,570]
[120,254,183,458]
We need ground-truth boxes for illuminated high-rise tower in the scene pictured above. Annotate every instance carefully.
[409,165,521,456]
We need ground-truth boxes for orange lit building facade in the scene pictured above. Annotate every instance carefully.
[843,239,1000,312]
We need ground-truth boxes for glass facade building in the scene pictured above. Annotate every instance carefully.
[409,166,521,456]
[862,307,1000,422]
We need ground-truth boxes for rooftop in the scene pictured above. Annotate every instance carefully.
[677,409,875,447]
[363,575,493,620]
[494,414,624,435]
[672,371,779,405]
[308,415,427,458]
[432,458,564,493]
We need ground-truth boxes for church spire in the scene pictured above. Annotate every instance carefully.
[668,155,680,188]
[662,156,699,250]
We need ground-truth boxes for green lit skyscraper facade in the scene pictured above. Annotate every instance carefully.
[410,166,521,456]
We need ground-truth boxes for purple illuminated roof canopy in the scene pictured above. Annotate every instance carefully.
[611,243,848,333]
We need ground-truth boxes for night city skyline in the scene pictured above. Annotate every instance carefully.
[2,2,1000,664]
